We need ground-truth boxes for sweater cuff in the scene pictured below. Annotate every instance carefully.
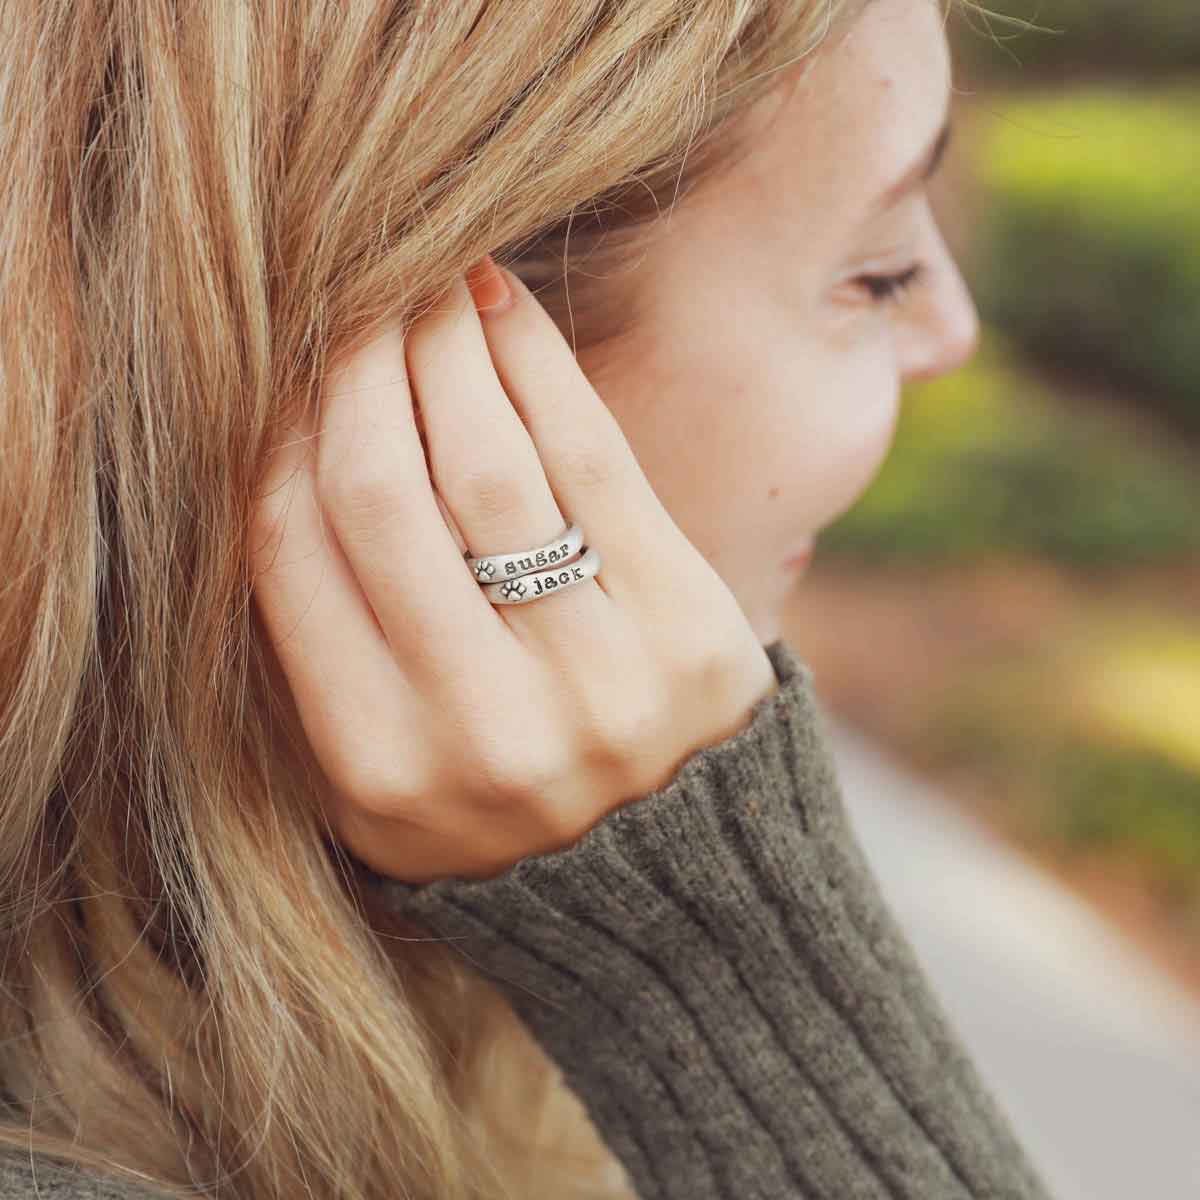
[353,637,820,947]
[357,638,1050,1200]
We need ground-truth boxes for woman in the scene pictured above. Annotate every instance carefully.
[0,0,1053,1197]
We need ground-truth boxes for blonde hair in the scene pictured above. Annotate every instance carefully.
[0,1,992,1197]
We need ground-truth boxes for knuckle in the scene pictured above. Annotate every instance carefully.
[447,463,527,521]
[319,451,410,532]
[570,669,665,779]
[558,436,622,491]
[463,730,567,809]
[655,624,742,700]
[457,750,586,854]
[588,701,651,768]
[332,753,424,821]
[692,634,756,700]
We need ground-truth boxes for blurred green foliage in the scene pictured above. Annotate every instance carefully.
[954,0,1200,75]
[1045,743,1200,908]
[968,87,1200,431]
[819,331,1200,564]
[928,702,1200,913]
[922,626,1200,913]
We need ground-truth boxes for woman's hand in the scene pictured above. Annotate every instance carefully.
[249,256,779,884]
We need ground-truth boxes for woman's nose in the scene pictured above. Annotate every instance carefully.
[898,223,982,386]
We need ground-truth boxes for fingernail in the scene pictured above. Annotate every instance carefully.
[466,254,513,314]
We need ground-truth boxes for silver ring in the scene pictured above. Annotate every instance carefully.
[479,545,601,606]
[464,521,585,584]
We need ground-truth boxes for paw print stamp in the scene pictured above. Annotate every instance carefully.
[499,579,527,600]
[474,560,496,580]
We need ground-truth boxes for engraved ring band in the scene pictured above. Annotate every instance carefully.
[464,521,601,606]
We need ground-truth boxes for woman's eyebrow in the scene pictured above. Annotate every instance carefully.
[863,113,953,222]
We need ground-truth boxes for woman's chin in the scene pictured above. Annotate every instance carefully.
[746,605,783,647]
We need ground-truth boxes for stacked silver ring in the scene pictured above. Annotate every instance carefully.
[465,521,600,606]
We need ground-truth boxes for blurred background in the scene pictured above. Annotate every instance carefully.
[781,3,1200,1195]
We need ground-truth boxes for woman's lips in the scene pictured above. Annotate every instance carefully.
[784,539,816,569]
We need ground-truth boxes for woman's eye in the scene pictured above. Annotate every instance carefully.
[857,263,926,306]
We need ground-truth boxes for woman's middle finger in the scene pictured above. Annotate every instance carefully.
[403,269,611,638]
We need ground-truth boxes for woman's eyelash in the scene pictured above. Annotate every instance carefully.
[857,263,926,305]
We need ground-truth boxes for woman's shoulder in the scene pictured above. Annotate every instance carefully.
[0,1151,177,1200]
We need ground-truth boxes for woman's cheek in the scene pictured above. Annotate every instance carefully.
[807,355,902,530]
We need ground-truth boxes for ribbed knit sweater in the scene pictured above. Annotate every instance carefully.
[1,639,1055,1200]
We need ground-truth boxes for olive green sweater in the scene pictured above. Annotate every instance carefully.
[1,639,1054,1200]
